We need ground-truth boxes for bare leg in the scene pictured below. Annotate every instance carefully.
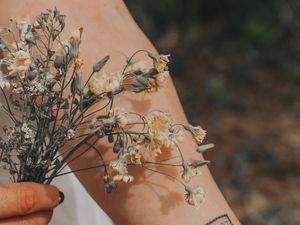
[0,1,241,224]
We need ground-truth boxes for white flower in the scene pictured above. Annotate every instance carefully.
[185,186,205,208]
[110,155,128,174]
[164,127,184,147]
[8,50,31,75]
[69,28,82,58]
[11,16,31,41]
[113,173,134,183]
[21,123,34,140]
[69,29,82,42]
[32,81,47,93]
[125,60,148,73]
[182,162,200,183]
[102,108,128,129]
[110,108,128,128]
[0,71,10,89]
[66,129,75,140]
[89,71,123,95]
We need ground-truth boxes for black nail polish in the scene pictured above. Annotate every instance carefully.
[59,191,65,204]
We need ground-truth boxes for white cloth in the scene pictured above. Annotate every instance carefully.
[50,166,114,225]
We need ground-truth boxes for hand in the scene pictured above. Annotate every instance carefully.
[0,182,60,225]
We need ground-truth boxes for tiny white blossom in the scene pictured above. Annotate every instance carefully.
[21,123,34,140]
[113,173,134,183]
[89,71,123,95]
[0,71,11,89]
[185,186,205,208]
[110,155,128,174]
[66,129,75,140]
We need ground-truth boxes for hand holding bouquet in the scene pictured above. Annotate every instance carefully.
[0,8,213,208]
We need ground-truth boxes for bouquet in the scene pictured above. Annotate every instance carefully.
[0,8,213,208]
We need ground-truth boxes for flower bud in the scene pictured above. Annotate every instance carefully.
[93,55,110,73]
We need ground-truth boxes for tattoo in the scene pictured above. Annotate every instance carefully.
[206,214,233,225]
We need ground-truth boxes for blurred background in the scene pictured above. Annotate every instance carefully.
[125,0,300,224]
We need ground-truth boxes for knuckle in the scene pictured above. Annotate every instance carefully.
[17,185,37,215]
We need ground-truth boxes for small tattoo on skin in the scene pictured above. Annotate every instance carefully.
[206,214,233,225]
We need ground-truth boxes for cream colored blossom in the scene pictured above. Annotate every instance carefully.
[8,50,32,75]
[0,71,11,89]
[104,108,128,129]
[134,111,175,156]
[134,135,162,157]
[148,111,174,146]
[182,162,200,183]
[148,111,172,138]
[125,60,147,74]
[110,155,128,174]
[69,28,82,58]
[89,71,123,95]
[154,54,170,73]
[11,16,31,41]
[164,127,184,147]
[125,150,142,165]
[185,186,205,208]
[74,58,84,71]
[69,28,82,42]
[113,173,134,183]
[184,124,206,145]
[146,71,169,93]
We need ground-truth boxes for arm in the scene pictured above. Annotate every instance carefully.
[0,1,241,224]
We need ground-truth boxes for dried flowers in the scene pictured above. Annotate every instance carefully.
[0,8,213,209]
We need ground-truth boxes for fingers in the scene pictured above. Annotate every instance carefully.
[0,210,53,225]
[0,182,60,219]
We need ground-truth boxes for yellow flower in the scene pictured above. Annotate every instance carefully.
[182,162,200,183]
[184,124,206,145]
[89,71,123,95]
[113,173,134,183]
[185,186,205,208]
[154,54,170,73]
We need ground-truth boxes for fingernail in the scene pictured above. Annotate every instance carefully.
[59,191,65,204]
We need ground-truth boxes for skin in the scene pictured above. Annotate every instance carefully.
[0,182,60,225]
[0,0,242,224]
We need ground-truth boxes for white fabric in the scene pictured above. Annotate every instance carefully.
[50,166,114,225]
